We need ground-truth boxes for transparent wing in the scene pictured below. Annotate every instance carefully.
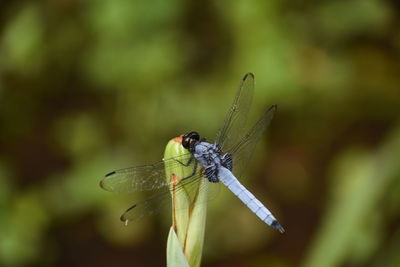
[228,105,277,178]
[120,173,220,222]
[215,73,254,152]
[100,152,193,193]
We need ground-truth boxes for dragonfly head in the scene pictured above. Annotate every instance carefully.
[182,131,200,152]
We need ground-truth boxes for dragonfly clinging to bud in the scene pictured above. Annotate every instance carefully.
[100,73,284,233]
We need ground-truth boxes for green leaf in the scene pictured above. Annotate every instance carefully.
[185,177,208,267]
[166,227,190,267]
[164,136,207,267]
[164,137,192,243]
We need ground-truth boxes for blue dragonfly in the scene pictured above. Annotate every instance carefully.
[100,73,284,233]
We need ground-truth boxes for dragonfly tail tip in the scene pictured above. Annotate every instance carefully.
[271,220,285,233]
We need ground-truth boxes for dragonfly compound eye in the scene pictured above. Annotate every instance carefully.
[182,137,191,149]
[187,131,200,141]
[182,131,200,150]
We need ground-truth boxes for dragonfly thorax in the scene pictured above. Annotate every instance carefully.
[193,141,232,183]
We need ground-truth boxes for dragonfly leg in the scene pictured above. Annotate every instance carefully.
[180,161,200,181]
[174,155,194,167]
[172,155,202,183]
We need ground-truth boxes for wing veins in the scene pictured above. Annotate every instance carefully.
[100,152,193,192]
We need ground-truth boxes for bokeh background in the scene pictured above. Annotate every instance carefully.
[1,0,400,266]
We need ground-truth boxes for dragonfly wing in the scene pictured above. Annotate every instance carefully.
[120,173,213,222]
[100,152,192,192]
[120,188,172,222]
[228,105,277,178]
[215,73,255,152]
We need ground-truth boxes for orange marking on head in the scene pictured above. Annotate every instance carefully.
[173,136,183,144]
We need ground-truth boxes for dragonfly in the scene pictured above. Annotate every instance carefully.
[100,73,284,233]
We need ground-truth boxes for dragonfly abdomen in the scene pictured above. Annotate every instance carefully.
[218,167,284,233]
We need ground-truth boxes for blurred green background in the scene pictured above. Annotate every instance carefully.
[1,0,400,266]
